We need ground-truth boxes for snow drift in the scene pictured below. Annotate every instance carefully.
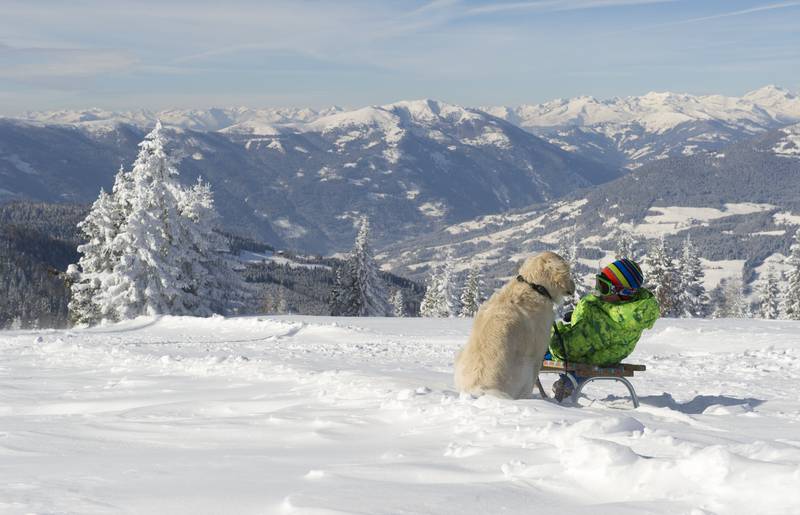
[1,315,799,514]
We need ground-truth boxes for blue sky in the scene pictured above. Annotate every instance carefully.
[1,0,798,114]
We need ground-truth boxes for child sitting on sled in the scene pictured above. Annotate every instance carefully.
[548,258,660,400]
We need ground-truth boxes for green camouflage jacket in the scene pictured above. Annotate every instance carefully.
[548,288,660,366]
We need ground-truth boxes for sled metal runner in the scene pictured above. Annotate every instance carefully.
[538,360,646,408]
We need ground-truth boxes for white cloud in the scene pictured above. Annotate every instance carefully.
[677,1,800,24]
[467,0,674,15]
[0,45,137,81]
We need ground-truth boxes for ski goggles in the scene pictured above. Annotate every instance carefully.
[595,274,638,297]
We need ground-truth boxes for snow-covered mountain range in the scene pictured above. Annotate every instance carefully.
[484,85,800,168]
[380,121,800,294]
[0,100,618,252]
[2,86,799,265]
[9,85,800,175]
[17,106,344,133]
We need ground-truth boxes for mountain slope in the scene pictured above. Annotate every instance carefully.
[483,86,800,169]
[15,106,344,134]
[0,100,620,253]
[381,123,800,292]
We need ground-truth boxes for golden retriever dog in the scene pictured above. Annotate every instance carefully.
[454,251,575,399]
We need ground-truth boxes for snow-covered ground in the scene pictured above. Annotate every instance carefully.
[1,316,799,514]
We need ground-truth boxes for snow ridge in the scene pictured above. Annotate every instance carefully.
[484,85,800,133]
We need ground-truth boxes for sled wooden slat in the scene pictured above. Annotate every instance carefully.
[538,359,645,408]
[541,359,645,378]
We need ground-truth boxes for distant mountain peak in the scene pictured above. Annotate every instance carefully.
[745,84,793,97]
[304,99,491,135]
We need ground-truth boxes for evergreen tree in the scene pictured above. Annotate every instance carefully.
[68,187,124,324]
[709,282,726,318]
[556,226,578,267]
[276,290,290,314]
[329,266,355,316]
[69,122,242,323]
[419,271,441,317]
[677,234,709,318]
[782,228,800,320]
[458,266,484,317]
[778,270,789,318]
[419,259,457,318]
[391,289,405,317]
[176,178,246,315]
[712,274,748,318]
[615,228,637,261]
[343,216,390,316]
[758,266,781,319]
[721,273,748,318]
[647,234,679,317]
[96,121,188,320]
[441,254,458,316]
[556,227,581,312]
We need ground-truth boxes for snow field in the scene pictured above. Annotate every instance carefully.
[1,316,799,514]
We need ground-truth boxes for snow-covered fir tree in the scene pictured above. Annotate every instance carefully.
[647,234,679,317]
[615,228,637,261]
[758,266,781,320]
[334,216,390,317]
[419,273,437,317]
[439,252,458,317]
[69,122,243,324]
[723,275,748,318]
[276,291,290,314]
[782,228,800,320]
[778,270,789,318]
[68,165,134,324]
[556,227,582,312]
[676,234,709,318]
[420,255,457,318]
[716,273,748,318]
[458,266,484,318]
[708,283,725,318]
[176,178,245,315]
[391,289,405,317]
[68,188,122,324]
[329,266,355,316]
[96,122,189,319]
[556,226,578,268]
[420,272,446,317]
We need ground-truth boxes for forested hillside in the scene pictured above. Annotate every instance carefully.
[0,202,86,328]
[0,201,424,328]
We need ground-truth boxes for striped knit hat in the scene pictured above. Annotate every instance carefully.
[600,258,644,292]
